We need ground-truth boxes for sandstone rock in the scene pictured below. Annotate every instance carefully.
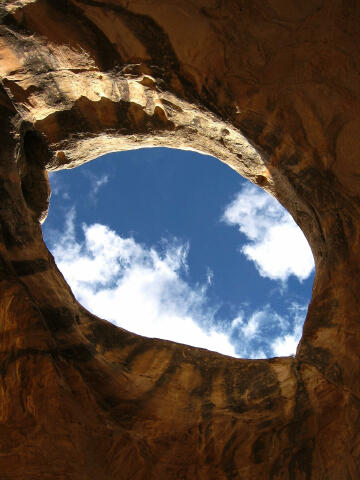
[1,1,360,478]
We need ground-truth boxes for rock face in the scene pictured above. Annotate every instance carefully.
[1,1,360,478]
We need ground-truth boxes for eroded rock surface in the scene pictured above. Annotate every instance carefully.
[1,1,360,478]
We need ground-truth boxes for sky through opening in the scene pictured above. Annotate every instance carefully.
[43,148,315,358]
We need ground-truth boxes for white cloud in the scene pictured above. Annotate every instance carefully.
[46,208,308,359]
[272,334,299,356]
[50,210,237,357]
[222,184,314,282]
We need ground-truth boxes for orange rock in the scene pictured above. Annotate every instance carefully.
[1,0,360,477]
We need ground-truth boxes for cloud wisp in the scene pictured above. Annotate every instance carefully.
[222,184,314,282]
[49,172,70,200]
[49,171,109,201]
[92,174,109,195]
[231,303,306,358]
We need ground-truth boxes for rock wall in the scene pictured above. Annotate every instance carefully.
[1,1,360,478]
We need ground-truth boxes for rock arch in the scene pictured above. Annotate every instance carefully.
[1,1,360,478]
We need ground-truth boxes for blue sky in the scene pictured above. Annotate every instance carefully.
[43,148,314,358]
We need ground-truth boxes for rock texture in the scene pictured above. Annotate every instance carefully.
[1,1,360,478]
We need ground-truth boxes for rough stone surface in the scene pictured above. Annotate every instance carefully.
[1,1,360,478]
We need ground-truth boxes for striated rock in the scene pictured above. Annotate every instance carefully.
[1,1,360,478]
